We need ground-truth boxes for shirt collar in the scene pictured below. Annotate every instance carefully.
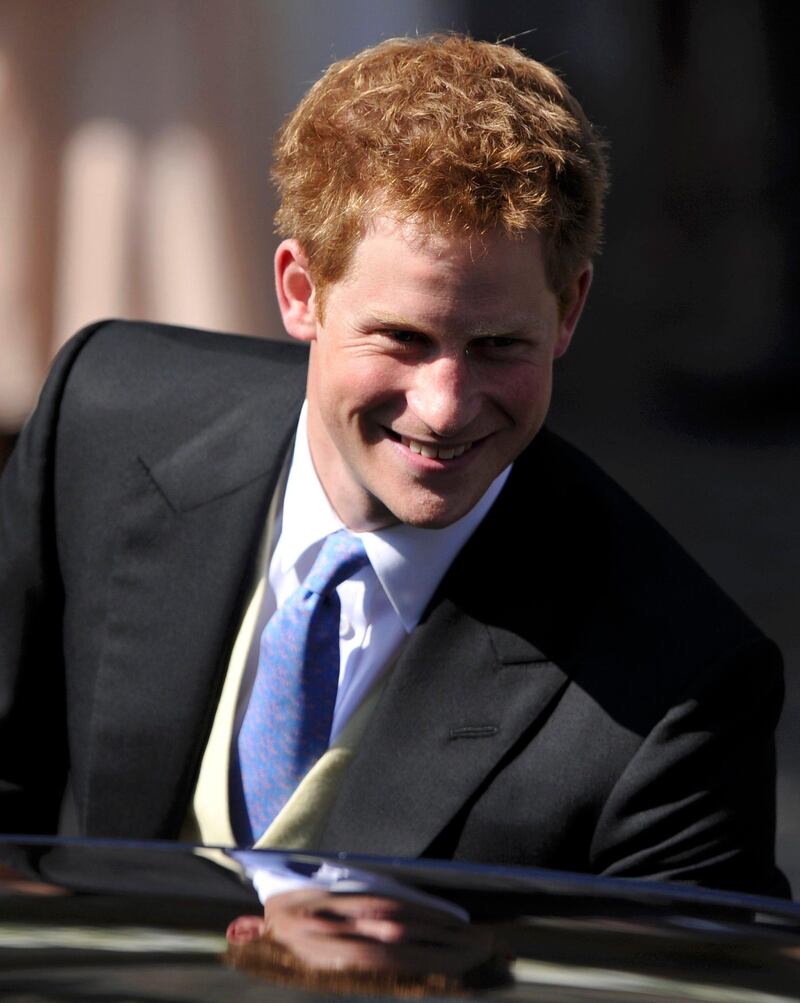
[278,402,510,633]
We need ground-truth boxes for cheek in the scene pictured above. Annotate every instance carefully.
[495,366,552,424]
[325,360,407,422]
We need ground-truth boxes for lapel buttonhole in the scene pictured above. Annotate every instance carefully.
[448,725,499,740]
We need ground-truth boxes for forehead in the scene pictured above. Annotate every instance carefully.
[329,215,553,331]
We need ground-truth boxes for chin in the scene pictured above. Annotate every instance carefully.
[388,496,477,530]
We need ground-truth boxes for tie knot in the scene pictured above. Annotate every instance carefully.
[304,530,369,596]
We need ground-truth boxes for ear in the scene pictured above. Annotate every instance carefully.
[275,239,318,342]
[226,914,268,944]
[554,263,593,358]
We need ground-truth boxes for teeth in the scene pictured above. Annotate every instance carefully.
[401,437,473,460]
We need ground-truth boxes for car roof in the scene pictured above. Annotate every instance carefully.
[2,836,799,1002]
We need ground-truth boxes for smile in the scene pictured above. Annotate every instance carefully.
[399,436,474,460]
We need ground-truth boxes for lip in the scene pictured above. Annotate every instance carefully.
[400,435,474,461]
[385,430,487,468]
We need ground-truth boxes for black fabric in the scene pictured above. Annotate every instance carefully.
[0,320,788,898]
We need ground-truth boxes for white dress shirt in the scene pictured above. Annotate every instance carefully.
[231,850,469,919]
[236,403,511,742]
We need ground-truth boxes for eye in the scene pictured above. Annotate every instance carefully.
[480,336,515,349]
[469,336,520,357]
[377,329,428,352]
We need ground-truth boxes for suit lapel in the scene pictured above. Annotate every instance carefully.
[82,364,305,838]
[321,600,569,856]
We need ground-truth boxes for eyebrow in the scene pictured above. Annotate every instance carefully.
[369,314,425,331]
[367,313,544,338]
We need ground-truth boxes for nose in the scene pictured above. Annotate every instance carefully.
[406,353,481,437]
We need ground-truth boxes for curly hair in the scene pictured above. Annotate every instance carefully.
[273,33,609,309]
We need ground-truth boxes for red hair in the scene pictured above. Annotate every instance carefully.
[273,34,609,306]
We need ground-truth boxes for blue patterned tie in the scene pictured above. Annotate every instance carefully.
[232,530,368,844]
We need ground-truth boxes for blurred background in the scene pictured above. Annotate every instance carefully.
[1,0,797,890]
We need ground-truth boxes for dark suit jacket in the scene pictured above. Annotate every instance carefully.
[0,320,788,898]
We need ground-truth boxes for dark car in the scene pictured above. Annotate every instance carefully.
[2,836,799,1002]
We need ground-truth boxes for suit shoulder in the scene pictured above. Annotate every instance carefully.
[46,320,307,489]
[559,428,767,635]
[57,319,307,419]
[524,428,761,623]
[471,428,777,707]
[65,318,308,380]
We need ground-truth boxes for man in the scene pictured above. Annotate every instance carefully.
[0,35,787,897]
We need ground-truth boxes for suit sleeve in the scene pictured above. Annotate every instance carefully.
[589,635,790,898]
[0,321,106,834]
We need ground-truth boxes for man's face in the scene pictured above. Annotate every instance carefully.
[277,216,590,531]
